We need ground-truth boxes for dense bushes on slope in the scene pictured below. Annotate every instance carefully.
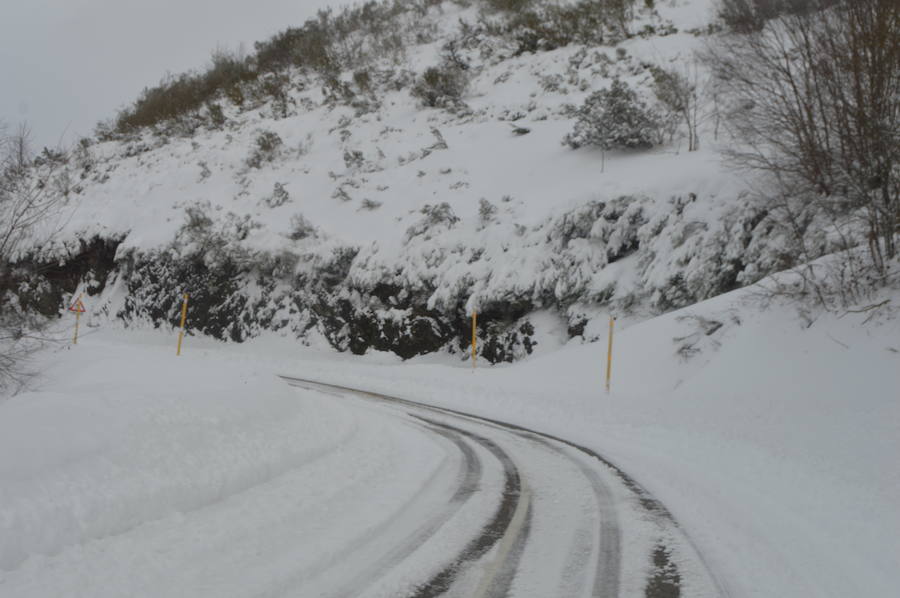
[114,51,257,134]
[94,191,800,362]
[111,0,443,135]
[108,0,658,136]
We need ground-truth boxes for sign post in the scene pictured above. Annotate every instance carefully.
[605,316,615,393]
[68,295,86,344]
[176,294,189,356]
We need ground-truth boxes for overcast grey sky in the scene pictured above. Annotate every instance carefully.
[1,0,346,149]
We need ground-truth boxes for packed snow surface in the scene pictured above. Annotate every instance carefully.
[1,282,897,596]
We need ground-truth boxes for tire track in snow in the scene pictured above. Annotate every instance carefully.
[281,376,731,598]
[322,420,484,598]
[520,433,622,598]
[405,417,526,598]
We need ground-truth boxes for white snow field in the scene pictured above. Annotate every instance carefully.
[1,282,897,597]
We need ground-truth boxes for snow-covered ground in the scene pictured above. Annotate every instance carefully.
[3,1,898,594]
[293,286,900,596]
[2,281,897,596]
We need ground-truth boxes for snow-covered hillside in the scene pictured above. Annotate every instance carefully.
[6,0,828,361]
[4,0,891,365]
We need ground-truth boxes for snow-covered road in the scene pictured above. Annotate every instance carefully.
[6,284,897,597]
[1,349,718,598]
[279,377,723,597]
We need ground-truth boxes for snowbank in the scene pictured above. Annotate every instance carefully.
[0,332,357,572]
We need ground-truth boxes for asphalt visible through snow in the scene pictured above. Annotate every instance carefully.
[281,376,728,598]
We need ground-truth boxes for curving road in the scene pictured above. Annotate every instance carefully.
[0,372,726,598]
[281,377,727,598]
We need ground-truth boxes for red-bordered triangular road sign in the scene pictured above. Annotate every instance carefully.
[68,297,86,313]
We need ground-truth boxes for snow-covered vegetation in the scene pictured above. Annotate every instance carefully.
[2,0,897,366]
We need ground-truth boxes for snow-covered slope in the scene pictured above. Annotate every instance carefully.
[11,0,827,361]
[8,0,880,365]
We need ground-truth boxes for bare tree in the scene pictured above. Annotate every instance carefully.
[0,125,66,270]
[707,0,900,289]
[652,59,707,152]
[0,122,68,392]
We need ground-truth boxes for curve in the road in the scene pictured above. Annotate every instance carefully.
[323,419,487,598]
[408,417,527,598]
[281,376,730,598]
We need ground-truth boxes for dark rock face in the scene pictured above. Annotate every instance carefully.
[309,290,457,359]
[108,245,545,362]
[120,251,248,341]
[1,236,121,316]
[3,192,778,362]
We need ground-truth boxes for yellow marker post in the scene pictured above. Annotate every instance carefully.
[471,311,477,369]
[605,316,615,393]
[73,311,81,345]
[176,293,189,356]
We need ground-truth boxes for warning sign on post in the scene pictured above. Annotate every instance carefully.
[69,294,86,345]
[68,298,86,313]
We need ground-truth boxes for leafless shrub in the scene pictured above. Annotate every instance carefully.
[706,0,900,301]
[717,0,832,33]
[651,61,708,151]
[0,123,66,392]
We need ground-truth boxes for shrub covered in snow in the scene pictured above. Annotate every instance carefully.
[563,79,664,151]
[263,183,290,208]
[410,64,469,109]
[246,130,283,169]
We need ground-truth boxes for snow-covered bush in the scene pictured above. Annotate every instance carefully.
[478,198,498,228]
[263,182,290,208]
[206,103,226,128]
[405,203,460,242]
[343,150,364,170]
[410,64,469,108]
[563,79,663,150]
[504,0,634,55]
[246,130,283,169]
[254,73,293,119]
[288,214,317,240]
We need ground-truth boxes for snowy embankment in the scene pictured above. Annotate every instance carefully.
[1,282,897,597]
[0,332,463,596]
